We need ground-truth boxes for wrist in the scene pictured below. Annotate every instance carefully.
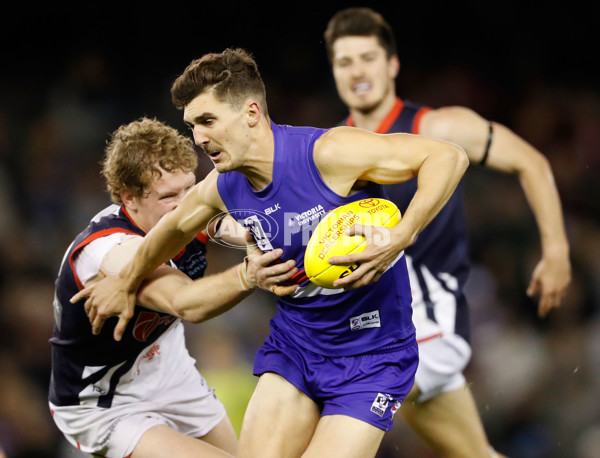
[541,237,570,258]
[118,266,142,293]
[238,257,256,291]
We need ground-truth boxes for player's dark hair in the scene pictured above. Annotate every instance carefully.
[171,48,268,115]
[323,7,397,62]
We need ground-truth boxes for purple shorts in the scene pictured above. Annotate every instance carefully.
[253,331,418,431]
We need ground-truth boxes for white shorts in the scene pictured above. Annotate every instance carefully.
[414,332,471,402]
[50,325,227,457]
[411,296,472,403]
[50,370,226,457]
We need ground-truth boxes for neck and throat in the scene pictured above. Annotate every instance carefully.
[348,95,400,133]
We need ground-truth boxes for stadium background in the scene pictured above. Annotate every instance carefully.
[1,2,598,457]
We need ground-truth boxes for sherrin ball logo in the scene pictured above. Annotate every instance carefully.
[304,198,401,288]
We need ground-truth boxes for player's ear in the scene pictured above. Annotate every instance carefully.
[389,54,400,79]
[121,191,137,209]
[246,100,262,127]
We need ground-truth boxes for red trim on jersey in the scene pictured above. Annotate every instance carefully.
[417,332,443,344]
[172,232,206,261]
[412,106,432,134]
[69,228,141,290]
[376,98,404,134]
[121,207,145,233]
[345,98,432,135]
[345,98,404,134]
[291,269,309,285]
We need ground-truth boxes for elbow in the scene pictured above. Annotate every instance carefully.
[451,143,470,174]
[178,310,205,324]
[172,298,209,324]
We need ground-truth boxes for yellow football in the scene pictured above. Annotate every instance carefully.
[304,198,401,288]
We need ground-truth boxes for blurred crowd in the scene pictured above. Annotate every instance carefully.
[0,44,598,458]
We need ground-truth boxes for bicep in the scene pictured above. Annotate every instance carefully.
[420,107,542,174]
[314,128,421,193]
[419,106,490,163]
[357,133,453,184]
[99,237,145,275]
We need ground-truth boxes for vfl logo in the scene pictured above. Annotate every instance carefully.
[133,312,175,342]
[358,198,380,208]
[370,393,392,417]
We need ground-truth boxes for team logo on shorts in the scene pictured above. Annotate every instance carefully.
[370,392,392,417]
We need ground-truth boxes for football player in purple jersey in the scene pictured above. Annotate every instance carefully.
[74,48,468,457]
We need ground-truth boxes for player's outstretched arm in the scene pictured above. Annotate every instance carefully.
[75,235,261,325]
[136,246,294,322]
[315,127,469,289]
[421,106,571,316]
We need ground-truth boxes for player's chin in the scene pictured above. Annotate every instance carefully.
[350,96,379,112]
[213,162,233,173]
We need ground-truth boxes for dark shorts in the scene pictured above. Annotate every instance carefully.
[253,332,418,431]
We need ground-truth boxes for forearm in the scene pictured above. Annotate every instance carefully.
[120,208,194,292]
[138,262,253,322]
[398,145,469,244]
[518,155,569,256]
[490,124,569,257]
[171,264,253,322]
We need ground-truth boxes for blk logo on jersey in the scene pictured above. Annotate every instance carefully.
[264,203,281,215]
[350,310,381,331]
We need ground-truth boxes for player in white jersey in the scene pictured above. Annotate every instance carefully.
[50,117,285,458]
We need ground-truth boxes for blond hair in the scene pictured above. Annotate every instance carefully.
[102,117,197,204]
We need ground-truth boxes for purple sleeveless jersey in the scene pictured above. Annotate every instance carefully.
[217,122,415,357]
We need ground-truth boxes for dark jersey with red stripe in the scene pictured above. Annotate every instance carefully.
[49,204,208,407]
[344,99,471,342]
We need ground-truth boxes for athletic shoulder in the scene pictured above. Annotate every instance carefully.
[419,105,484,139]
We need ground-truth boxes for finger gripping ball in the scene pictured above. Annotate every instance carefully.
[304,198,400,288]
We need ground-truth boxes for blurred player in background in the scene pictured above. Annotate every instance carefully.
[74,48,468,457]
[50,117,281,458]
[323,7,571,457]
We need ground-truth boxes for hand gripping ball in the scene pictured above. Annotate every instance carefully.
[304,198,400,288]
